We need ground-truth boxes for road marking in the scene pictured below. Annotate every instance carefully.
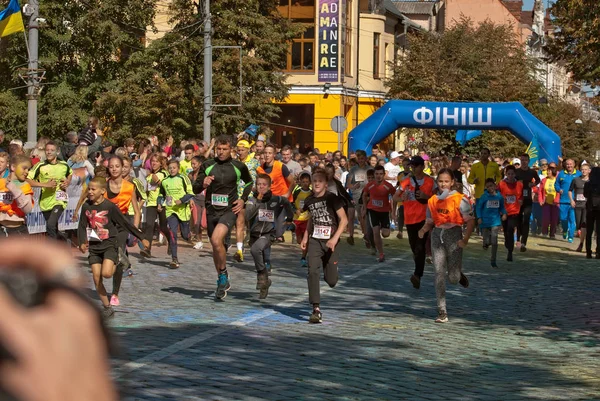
[115,256,406,376]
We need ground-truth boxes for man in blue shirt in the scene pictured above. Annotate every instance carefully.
[554,159,581,242]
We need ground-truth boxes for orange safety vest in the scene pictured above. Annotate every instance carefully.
[105,179,135,214]
[401,175,435,225]
[428,192,465,227]
[257,161,291,200]
[0,179,34,218]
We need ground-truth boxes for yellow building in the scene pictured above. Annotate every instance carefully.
[272,0,422,153]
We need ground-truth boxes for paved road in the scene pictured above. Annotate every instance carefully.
[79,233,600,400]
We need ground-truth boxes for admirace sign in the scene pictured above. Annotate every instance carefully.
[318,0,339,82]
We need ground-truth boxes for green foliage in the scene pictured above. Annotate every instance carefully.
[0,91,27,139]
[545,0,600,84]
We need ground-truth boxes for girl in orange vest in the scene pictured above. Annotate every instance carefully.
[0,155,34,236]
[418,168,475,323]
[104,155,142,307]
[497,165,523,262]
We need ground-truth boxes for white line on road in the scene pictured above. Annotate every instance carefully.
[114,256,406,376]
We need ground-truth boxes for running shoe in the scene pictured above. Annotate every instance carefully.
[346,236,355,245]
[435,311,448,323]
[215,273,230,300]
[410,274,421,289]
[193,241,204,250]
[507,251,513,262]
[563,232,568,240]
[491,261,498,268]
[390,222,396,230]
[140,248,152,258]
[568,238,574,243]
[265,262,272,276]
[102,305,115,319]
[364,237,371,249]
[520,245,527,252]
[300,257,308,267]
[576,243,583,252]
[257,272,272,299]
[378,253,385,263]
[459,273,469,288]
[309,308,323,324]
[169,258,180,269]
[234,249,244,263]
[110,295,120,307]
[426,256,433,265]
[126,268,134,277]
[483,244,489,250]
[396,232,403,240]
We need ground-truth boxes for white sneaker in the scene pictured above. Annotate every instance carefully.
[193,241,204,250]
[159,233,166,245]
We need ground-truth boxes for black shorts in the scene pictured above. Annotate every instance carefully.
[575,207,586,229]
[206,210,237,237]
[367,209,390,229]
[88,239,118,265]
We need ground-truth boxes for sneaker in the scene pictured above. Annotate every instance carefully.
[507,251,513,262]
[193,241,204,250]
[378,253,385,263]
[568,237,574,243]
[140,248,152,258]
[459,273,469,288]
[257,273,272,299]
[549,235,556,240]
[102,305,115,319]
[563,232,568,240]
[396,232,403,240]
[586,252,592,259]
[215,273,230,300]
[265,262,272,276]
[110,295,120,307]
[435,311,449,323]
[347,236,355,246]
[390,222,396,230]
[309,308,323,324]
[576,243,583,253]
[410,274,421,289]
[234,249,244,263]
[300,257,308,267]
[483,244,489,250]
[491,261,498,268]
[364,237,371,249]
[126,268,134,277]
[275,236,285,243]
[520,245,527,252]
[426,256,433,264]
[169,258,180,269]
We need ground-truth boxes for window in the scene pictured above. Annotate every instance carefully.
[384,43,388,78]
[344,0,353,76]
[278,0,316,72]
[373,33,380,79]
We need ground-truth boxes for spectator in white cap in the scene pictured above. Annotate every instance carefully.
[513,158,521,167]
[384,151,402,186]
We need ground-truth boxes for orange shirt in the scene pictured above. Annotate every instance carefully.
[257,161,291,200]
[0,179,34,218]
[364,181,396,212]
[105,180,135,214]
[428,192,465,227]
[498,180,523,216]
[400,175,436,225]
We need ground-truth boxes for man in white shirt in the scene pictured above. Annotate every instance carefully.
[281,145,302,177]
[384,151,402,186]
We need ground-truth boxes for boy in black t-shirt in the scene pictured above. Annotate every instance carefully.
[78,177,150,318]
[301,169,348,323]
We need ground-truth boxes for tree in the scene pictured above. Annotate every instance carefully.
[545,0,600,85]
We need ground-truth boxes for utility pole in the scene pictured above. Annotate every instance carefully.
[24,0,40,148]
[203,0,212,143]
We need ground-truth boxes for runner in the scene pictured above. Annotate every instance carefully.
[292,172,312,266]
[245,174,293,298]
[515,153,540,252]
[141,153,172,258]
[498,165,523,262]
[233,139,259,262]
[179,144,196,176]
[393,156,436,289]
[555,159,581,243]
[188,156,206,250]
[476,178,507,267]
[395,157,411,239]
[192,135,253,300]
[467,147,502,208]
[569,163,590,252]
[345,150,370,247]
[104,155,142,306]
[27,141,73,240]
[418,168,474,323]
[77,176,150,317]
[362,165,396,262]
[0,155,34,237]
[159,159,195,268]
[583,167,600,259]
[539,166,559,238]
[301,168,348,323]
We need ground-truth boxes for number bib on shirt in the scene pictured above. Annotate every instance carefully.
[486,200,499,208]
[576,194,586,202]
[372,199,384,208]
[406,191,416,201]
[506,195,516,204]
[211,194,229,207]
[523,188,529,197]
[0,192,13,204]
[313,225,331,240]
[56,190,69,202]
[299,200,305,210]
[87,228,101,242]
[258,209,274,222]
[355,173,366,182]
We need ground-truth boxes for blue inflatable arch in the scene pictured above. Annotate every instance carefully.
[348,100,562,163]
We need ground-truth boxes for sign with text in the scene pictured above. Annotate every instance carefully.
[318,0,339,82]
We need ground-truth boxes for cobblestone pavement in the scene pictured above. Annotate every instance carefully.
[78,232,600,401]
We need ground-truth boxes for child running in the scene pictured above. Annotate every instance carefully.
[362,165,396,262]
[141,154,172,257]
[0,155,34,236]
[158,160,195,268]
[292,172,312,267]
[418,168,474,323]
[245,174,293,298]
[189,156,206,250]
[498,165,523,262]
[476,178,507,267]
[78,177,150,317]
[301,168,348,324]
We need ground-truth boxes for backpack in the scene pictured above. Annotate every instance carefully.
[78,125,97,146]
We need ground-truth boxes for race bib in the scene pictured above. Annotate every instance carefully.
[486,200,499,209]
[406,191,416,201]
[506,195,516,204]
[166,196,174,206]
[211,194,229,207]
[372,199,384,208]
[355,173,366,182]
[576,193,586,202]
[313,225,331,240]
[299,200,305,210]
[523,189,529,197]
[258,209,275,222]
[86,228,101,242]
[0,192,13,204]
[56,190,69,202]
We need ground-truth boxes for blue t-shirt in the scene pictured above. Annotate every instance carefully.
[476,190,507,228]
